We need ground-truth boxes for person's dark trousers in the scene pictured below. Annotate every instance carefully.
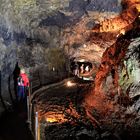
[24,87,29,111]
[17,86,25,101]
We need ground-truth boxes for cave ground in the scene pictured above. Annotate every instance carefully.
[32,77,140,140]
[0,102,34,140]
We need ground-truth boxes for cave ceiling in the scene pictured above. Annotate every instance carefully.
[0,0,140,79]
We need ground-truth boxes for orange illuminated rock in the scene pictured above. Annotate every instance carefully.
[92,0,140,33]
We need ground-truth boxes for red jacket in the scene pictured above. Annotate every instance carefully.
[20,73,29,87]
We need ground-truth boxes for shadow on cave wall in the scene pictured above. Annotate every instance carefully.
[0,25,27,46]
[0,70,7,111]
[12,62,20,101]
[0,62,23,112]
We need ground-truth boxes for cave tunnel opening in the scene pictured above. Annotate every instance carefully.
[70,59,93,80]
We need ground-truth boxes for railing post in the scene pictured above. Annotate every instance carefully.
[30,82,32,96]
[35,111,40,140]
[27,95,30,122]
[35,111,38,140]
[30,81,40,139]
[27,82,32,130]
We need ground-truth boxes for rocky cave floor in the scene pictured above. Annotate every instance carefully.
[0,77,140,140]
[32,77,140,140]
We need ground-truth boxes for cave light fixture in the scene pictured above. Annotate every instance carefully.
[79,59,86,62]
[83,44,87,48]
[46,117,58,123]
[117,29,126,37]
[120,29,126,35]
[66,80,76,87]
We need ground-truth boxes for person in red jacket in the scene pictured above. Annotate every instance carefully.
[17,68,29,101]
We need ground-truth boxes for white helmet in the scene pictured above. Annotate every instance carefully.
[20,68,25,74]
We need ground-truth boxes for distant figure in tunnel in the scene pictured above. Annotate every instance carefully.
[80,64,84,74]
[85,65,90,73]
[17,68,29,102]
[74,62,79,76]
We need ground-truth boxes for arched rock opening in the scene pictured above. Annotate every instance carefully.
[70,58,96,81]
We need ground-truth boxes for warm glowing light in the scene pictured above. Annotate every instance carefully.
[136,5,140,12]
[79,59,85,62]
[45,113,68,123]
[116,29,126,37]
[46,118,58,123]
[66,81,75,87]
[92,0,139,33]
[83,44,87,48]
[120,29,125,35]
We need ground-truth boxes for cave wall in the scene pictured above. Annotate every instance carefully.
[0,0,122,109]
[119,37,140,97]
